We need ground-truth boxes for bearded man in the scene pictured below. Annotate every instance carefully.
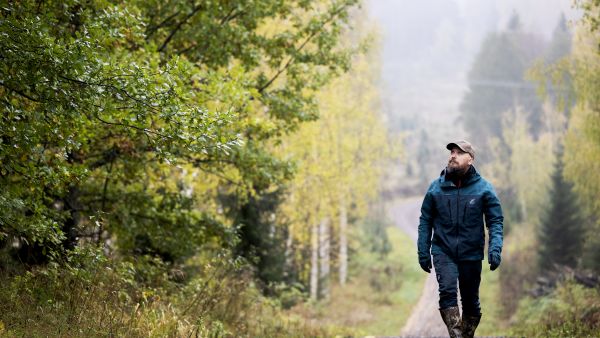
[417,140,504,338]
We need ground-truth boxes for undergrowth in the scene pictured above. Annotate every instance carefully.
[287,226,424,336]
[0,246,340,337]
[509,280,600,337]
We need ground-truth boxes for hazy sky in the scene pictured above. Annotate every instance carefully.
[368,0,580,85]
[366,0,581,170]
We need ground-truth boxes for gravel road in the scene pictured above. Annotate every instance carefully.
[386,196,448,337]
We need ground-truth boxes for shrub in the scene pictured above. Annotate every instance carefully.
[510,280,600,337]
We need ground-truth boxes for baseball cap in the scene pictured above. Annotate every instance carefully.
[446,140,475,158]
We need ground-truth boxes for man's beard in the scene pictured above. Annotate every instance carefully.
[447,163,469,175]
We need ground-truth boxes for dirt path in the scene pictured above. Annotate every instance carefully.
[386,197,448,337]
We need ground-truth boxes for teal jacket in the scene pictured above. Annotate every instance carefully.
[418,166,503,262]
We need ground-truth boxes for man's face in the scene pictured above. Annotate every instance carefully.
[448,147,473,172]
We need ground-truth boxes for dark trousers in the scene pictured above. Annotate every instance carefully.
[433,252,482,316]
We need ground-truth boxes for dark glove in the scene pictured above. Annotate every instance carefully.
[419,256,432,273]
[489,251,501,271]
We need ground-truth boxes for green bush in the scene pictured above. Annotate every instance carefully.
[510,281,600,337]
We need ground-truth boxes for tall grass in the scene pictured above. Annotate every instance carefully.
[0,247,336,337]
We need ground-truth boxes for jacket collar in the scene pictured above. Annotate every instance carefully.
[439,165,480,188]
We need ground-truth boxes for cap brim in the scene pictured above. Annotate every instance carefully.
[446,142,461,151]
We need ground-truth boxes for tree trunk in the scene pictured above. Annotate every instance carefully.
[284,194,296,280]
[284,224,293,281]
[319,217,330,299]
[339,197,348,286]
[310,221,319,301]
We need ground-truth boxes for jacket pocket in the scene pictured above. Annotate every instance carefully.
[463,195,483,225]
[433,194,453,224]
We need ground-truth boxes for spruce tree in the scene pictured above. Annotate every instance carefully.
[538,151,585,271]
[545,13,572,64]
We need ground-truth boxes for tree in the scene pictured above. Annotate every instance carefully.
[537,150,585,271]
[275,29,390,297]
[224,188,288,288]
[536,0,600,274]
[545,13,572,64]
[0,0,360,265]
[460,12,545,164]
[461,12,576,234]
[482,107,559,234]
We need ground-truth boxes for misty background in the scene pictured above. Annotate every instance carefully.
[367,0,580,188]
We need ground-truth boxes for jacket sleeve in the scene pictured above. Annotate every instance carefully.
[484,184,504,255]
[417,190,434,261]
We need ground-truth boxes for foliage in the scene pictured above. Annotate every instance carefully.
[1,0,240,255]
[274,24,391,292]
[220,187,289,289]
[581,225,600,272]
[497,227,539,317]
[532,0,600,274]
[509,281,600,337]
[0,0,395,335]
[0,0,360,264]
[472,13,577,325]
[460,14,570,243]
[358,210,391,258]
[578,0,600,33]
[492,3,600,331]
[537,150,586,271]
[476,252,508,336]
[0,247,339,337]
[481,106,559,235]
[289,226,424,336]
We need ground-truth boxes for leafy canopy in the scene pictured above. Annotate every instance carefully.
[0,0,360,260]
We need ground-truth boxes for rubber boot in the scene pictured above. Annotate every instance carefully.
[461,313,481,338]
[439,306,462,338]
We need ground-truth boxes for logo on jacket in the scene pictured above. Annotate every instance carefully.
[469,199,476,205]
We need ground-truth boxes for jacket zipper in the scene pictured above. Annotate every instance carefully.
[456,186,460,258]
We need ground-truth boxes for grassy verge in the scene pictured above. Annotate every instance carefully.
[509,281,600,337]
[0,247,341,337]
[0,223,428,337]
[477,218,538,336]
[477,260,506,336]
[288,226,425,336]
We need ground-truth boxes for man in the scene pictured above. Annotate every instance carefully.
[417,140,503,338]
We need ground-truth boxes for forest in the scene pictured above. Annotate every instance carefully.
[0,0,599,337]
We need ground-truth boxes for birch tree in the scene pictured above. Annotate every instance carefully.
[276,25,390,297]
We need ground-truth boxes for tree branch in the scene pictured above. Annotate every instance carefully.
[177,8,245,56]
[219,8,244,25]
[145,9,182,41]
[0,82,42,102]
[194,162,244,187]
[158,5,204,53]
[58,74,163,114]
[92,114,168,139]
[257,4,349,93]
